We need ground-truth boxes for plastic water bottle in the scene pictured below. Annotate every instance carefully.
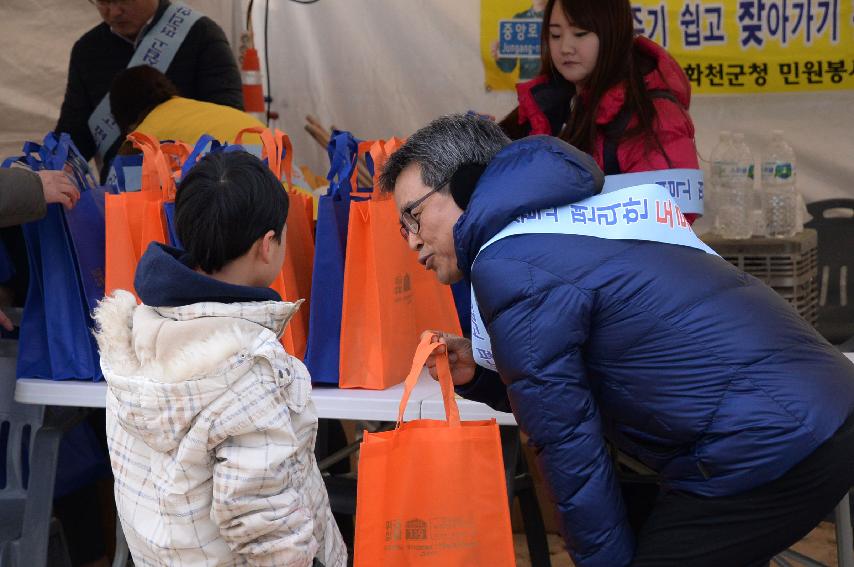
[714,132,753,239]
[702,130,730,233]
[733,133,765,236]
[761,130,798,238]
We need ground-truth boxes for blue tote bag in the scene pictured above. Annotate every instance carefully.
[304,131,361,384]
[9,133,104,381]
[105,152,144,192]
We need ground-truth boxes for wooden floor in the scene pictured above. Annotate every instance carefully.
[514,522,840,567]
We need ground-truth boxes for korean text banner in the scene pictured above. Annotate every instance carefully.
[482,0,854,94]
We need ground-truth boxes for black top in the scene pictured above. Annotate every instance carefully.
[55,0,243,175]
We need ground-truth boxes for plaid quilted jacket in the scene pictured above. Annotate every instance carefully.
[94,290,346,567]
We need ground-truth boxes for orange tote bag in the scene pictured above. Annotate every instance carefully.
[239,126,314,358]
[270,188,314,358]
[104,132,173,297]
[354,335,516,567]
[338,140,461,389]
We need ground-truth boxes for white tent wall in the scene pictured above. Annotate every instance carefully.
[0,0,851,218]
[249,0,854,226]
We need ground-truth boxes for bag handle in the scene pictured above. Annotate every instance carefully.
[273,128,294,188]
[396,334,461,427]
[35,133,98,192]
[180,134,218,179]
[159,140,192,181]
[234,126,279,178]
[349,137,406,200]
[349,140,378,198]
[325,131,359,199]
[127,131,175,199]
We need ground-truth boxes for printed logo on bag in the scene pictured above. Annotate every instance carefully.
[385,520,403,543]
[394,273,413,304]
[383,516,478,556]
[405,519,428,541]
[394,273,411,294]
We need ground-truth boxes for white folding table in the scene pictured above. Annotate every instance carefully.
[13,370,441,567]
[15,369,439,420]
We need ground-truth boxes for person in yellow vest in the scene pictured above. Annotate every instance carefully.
[109,65,264,153]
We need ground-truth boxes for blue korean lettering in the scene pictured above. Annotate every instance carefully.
[766,0,791,46]
[634,3,669,47]
[543,207,559,222]
[475,348,494,365]
[596,203,621,226]
[815,0,839,42]
[680,3,702,47]
[791,0,816,42]
[571,205,588,224]
[738,0,767,47]
[656,180,679,198]
[471,317,485,340]
[677,3,726,47]
[703,6,727,42]
[622,198,649,224]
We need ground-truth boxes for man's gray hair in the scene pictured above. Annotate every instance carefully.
[379,113,511,193]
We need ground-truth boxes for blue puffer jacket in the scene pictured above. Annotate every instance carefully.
[454,136,854,567]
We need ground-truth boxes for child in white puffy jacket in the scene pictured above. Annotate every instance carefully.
[94,151,346,567]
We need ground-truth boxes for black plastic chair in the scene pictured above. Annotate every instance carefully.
[806,199,854,344]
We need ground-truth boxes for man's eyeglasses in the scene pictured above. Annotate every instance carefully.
[399,182,448,240]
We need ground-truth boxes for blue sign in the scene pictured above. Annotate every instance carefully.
[498,18,542,59]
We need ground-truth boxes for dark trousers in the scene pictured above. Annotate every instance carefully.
[627,412,854,567]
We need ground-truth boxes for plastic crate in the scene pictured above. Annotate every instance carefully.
[701,230,818,325]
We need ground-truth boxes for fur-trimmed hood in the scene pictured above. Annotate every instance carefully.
[94,290,303,453]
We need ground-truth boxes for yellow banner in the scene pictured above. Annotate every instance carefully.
[482,0,854,94]
[482,0,546,92]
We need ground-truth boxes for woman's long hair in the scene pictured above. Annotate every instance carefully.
[541,0,667,159]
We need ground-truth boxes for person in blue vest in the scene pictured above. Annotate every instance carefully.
[379,113,854,567]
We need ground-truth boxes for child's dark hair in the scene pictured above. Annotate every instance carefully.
[175,151,289,273]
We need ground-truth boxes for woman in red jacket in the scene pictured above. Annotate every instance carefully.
[500,0,701,220]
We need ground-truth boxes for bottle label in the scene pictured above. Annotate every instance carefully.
[762,161,793,180]
[714,161,739,180]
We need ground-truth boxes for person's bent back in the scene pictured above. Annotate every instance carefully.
[110,66,265,152]
[94,151,346,567]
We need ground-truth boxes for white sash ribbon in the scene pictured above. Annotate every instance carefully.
[470,183,717,371]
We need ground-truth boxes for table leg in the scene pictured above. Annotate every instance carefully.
[835,492,853,567]
[500,425,552,567]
